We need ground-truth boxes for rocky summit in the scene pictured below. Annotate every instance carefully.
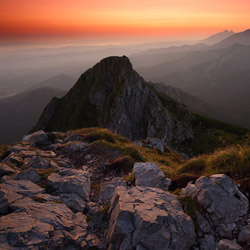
[32,56,248,157]
[0,129,249,249]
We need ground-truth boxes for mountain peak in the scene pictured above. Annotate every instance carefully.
[201,30,235,45]
[93,55,133,74]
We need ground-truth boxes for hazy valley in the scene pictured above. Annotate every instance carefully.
[0,28,250,250]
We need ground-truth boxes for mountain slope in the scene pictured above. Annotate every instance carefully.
[33,56,247,156]
[215,29,250,48]
[33,74,76,91]
[150,82,226,120]
[0,87,66,144]
[157,44,250,128]
[200,30,235,45]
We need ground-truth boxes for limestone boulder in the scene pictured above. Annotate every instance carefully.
[183,174,249,238]
[133,162,171,191]
[22,130,49,146]
[107,186,196,250]
[48,168,90,202]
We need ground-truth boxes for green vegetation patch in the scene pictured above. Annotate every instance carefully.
[178,196,203,232]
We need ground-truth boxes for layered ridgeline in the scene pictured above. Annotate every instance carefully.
[33,56,248,156]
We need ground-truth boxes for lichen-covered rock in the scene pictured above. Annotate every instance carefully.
[48,168,90,201]
[133,162,171,191]
[217,239,243,250]
[22,130,49,146]
[183,174,249,238]
[107,186,196,250]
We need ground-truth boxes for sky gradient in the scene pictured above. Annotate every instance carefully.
[1,0,250,43]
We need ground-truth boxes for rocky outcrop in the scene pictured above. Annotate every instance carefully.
[0,130,249,249]
[32,56,198,153]
[183,174,249,238]
[107,186,196,250]
[182,174,249,249]
[133,162,171,191]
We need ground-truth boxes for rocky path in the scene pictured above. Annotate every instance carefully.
[0,130,249,249]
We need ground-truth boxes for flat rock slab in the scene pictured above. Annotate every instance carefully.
[48,168,90,201]
[0,201,87,249]
[107,186,196,250]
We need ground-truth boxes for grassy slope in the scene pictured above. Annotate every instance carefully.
[71,127,250,180]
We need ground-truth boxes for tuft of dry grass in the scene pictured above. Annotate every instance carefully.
[177,145,250,179]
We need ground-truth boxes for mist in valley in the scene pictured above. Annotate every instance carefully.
[0,29,250,144]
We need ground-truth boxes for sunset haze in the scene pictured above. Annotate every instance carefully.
[1,0,250,42]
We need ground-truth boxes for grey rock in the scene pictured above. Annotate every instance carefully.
[107,186,196,250]
[238,224,250,243]
[196,211,212,234]
[2,153,23,166]
[217,239,243,250]
[61,193,86,212]
[0,163,16,178]
[48,168,90,201]
[133,162,171,191]
[15,168,41,184]
[189,174,249,238]
[182,182,196,196]
[99,177,126,204]
[69,142,86,152]
[23,130,48,146]
[0,201,87,249]
[199,234,217,250]
[25,156,50,169]
[146,137,165,152]
[0,180,44,215]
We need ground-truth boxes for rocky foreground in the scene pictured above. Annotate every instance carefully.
[0,130,249,249]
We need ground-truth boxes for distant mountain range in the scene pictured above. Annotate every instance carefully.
[200,30,235,45]
[133,29,250,128]
[32,74,76,91]
[0,87,66,144]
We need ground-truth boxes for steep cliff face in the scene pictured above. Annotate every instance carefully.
[33,56,247,156]
[34,56,194,146]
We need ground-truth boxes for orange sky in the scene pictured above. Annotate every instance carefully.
[1,0,250,42]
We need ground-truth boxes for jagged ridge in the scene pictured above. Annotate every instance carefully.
[33,56,248,156]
